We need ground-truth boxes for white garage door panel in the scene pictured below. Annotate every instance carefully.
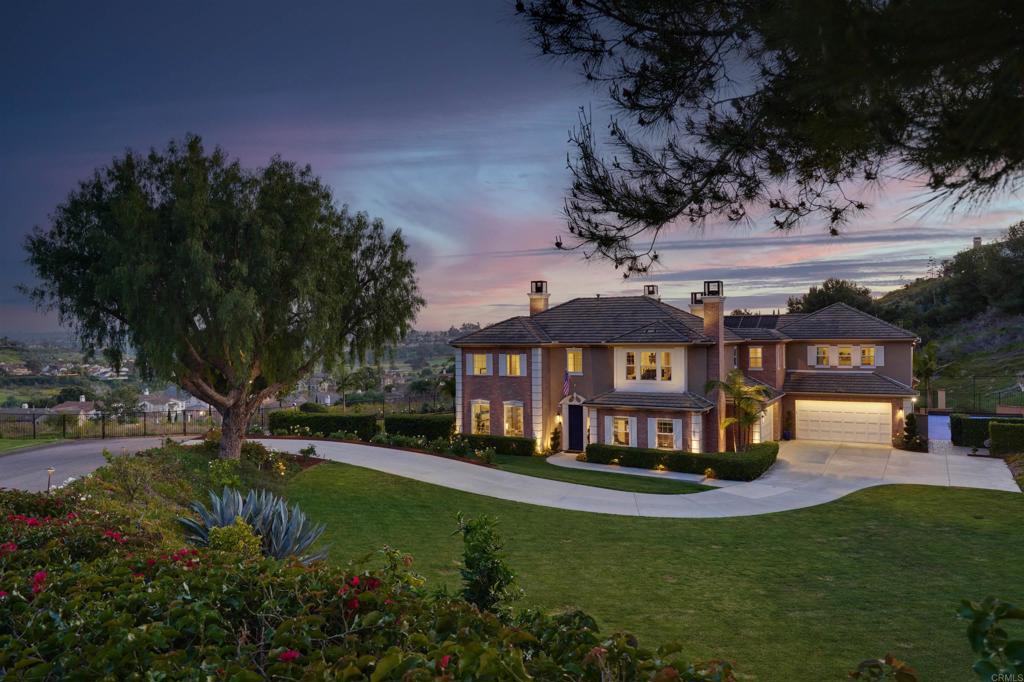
[795,400,891,444]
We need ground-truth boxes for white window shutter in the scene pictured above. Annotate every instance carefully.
[485,354,492,375]
[589,408,598,444]
[465,354,473,375]
[807,345,817,367]
[672,418,683,450]
[852,345,861,367]
[647,418,657,449]
[876,346,885,367]
[628,417,637,447]
[498,353,507,377]
[519,353,527,376]
[604,416,613,445]
[828,346,839,367]
[691,413,703,452]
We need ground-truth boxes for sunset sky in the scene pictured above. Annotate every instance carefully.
[1,1,1017,334]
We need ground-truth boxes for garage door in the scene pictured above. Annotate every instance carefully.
[795,400,891,444]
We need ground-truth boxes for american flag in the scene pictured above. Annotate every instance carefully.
[562,369,571,397]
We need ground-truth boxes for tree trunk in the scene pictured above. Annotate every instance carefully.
[219,403,252,460]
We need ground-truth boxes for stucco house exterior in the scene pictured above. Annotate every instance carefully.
[450,280,918,453]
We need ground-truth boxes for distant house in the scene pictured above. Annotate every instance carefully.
[139,389,190,421]
[52,397,101,425]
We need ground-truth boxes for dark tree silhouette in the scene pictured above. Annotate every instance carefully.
[23,136,423,459]
[516,0,1024,274]
[787,279,874,314]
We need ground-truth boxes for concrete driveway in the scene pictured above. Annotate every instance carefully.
[0,437,180,493]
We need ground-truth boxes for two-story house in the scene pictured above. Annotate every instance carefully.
[450,280,918,453]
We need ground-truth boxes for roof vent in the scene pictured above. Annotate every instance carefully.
[703,280,724,297]
[643,284,659,298]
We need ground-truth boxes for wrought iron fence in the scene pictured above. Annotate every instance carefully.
[929,374,1024,414]
[0,408,270,441]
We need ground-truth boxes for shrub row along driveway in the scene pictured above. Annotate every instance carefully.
[253,438,1019,518]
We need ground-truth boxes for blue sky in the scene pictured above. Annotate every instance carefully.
[1,1,1017,333]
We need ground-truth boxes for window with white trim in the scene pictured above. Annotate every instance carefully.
[503,401,524,437]
[838,346,853,367]
[612,417,630,446]
[566,348,583,374]
[749,346,763,370]
[472,354,489,375]
[655,419,674,449]
[471,400,490,434]
[815,346,829,367]
[860,346,876,367]
[625,352,636,380]
[640,351,657,380]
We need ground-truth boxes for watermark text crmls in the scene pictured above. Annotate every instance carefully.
[991,674,1024,682]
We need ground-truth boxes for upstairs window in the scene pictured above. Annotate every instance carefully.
[566,348,583,374]
[816,346,829,367]
[660,351,672,381]
[640,352,657,380]
[472,353,489,375]
[749,346,763,370]
[861,346,876,367]
[732,346,739,368]
[656,419,674,449]
[625,352,636,380]
[613,417,630,446]
[505,353,523,376]
[838,346,853,367]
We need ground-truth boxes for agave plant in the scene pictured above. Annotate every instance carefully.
[179,487,327,564]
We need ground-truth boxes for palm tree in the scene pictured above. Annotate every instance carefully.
[914,341,940,408]
[705,369,770,452]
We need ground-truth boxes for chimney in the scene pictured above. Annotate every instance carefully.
[700,280,727,452]
[689,291,704,318]
[528,280,549,316]
[643,284,659,299]
[973,236,982,249]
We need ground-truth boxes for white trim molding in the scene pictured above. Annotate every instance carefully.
[531,348,543,452]
[454,351,463,434]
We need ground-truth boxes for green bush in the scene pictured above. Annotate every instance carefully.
[951,413,1024,448]
[208,516,262,559]
[268,410,378,441]
[455,512,521,614]
[990,421,1024,456]
[384,413,455,440]
[582,442,780,481]
[299,401,328,413]
[463,434,536,456]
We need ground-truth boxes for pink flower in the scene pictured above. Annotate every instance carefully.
[0,591,8,599]
[30,571,47,595]
[439,654,451,670]
[278,649,301,663]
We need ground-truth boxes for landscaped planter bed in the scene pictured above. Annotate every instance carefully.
[580,442,780,482]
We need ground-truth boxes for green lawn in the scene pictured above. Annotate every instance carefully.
[288,462,1024,681]
[493,454,712,494]
[0,437,57,454]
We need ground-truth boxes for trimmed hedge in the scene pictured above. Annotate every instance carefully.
[582,442,780,482]
[385,413,455,440]
[463,434,536,457]
[950,413,1024,448]
[267,410,378,441]
[990,421,1024,456]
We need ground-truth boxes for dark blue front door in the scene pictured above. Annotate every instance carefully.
[568,404,584,451]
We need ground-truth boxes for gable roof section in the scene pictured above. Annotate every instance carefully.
[607,318,711,344]
[451,316,551,345]
[774,303,916,340]
[584,390,714,411]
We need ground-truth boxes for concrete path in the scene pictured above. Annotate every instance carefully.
[250,438,1019,518]
[0,437,182,492]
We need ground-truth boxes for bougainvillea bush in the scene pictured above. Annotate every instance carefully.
[0,455,735,681]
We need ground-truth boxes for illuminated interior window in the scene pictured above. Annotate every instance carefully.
[471,401,490,434]
[816,346,829,367]
[660,351,672,381]
[838,346,853,367]
[613,417,630,446]
[473,354,488,375]
[656,419,674,449]
[861,346,875,366]
[640,352,657,380]
[625,352,636,380]
[567,348,583,374]
[503,402,524,437]
[749,346,763,370]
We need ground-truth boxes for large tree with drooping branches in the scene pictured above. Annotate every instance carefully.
[23,135,423,460]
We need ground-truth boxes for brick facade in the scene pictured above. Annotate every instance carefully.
[459,348,534,438]
[594,407,704,451]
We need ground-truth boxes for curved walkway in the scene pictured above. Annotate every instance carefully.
[254,438,1018,518]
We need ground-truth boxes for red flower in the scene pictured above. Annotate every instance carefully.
[345,598,360,610]
[146,558,156,566]
[278,649,301,663]
[0,591,8,599]
[0,542,17,555]
[66,512,76,520]
[337,584,350,595]
[131,572,145,578]
[349,575,360,587]
[366,577,381,591]
[30,571,46,595]
[439,654,451,670]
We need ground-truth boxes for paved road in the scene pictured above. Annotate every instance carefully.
[0,437,179,492]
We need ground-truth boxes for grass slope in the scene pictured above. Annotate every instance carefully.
[288,462,1023,681]
[0,437,58,454]
[493,454,712,494]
